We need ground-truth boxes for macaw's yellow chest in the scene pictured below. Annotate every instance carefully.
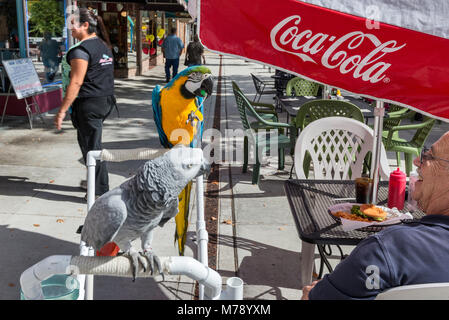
[160,77,203,145]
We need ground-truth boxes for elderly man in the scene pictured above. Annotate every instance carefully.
[302,131,449,300]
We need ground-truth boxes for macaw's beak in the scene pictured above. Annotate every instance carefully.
[194,76,213,98]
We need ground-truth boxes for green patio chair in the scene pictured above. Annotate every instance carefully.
[291,99,365,178]
[232,81,278,122]
[380,107,416,167]
[383,116,436,176]
[293,99,365,130]
[232,82,295,184]
[285,77,321,97]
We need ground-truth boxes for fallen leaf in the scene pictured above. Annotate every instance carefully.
[210,216,217,221]
[223,219,232,225]
[49,180,55,184]
[33,224,40,227]
[263,203,267,207]
[56,219,64,223]
[8,283,15,287]
[77,209,83,212]
[211,181,219,185]
[279,227,284,231]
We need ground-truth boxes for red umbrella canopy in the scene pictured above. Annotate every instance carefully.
[198,0,449,121]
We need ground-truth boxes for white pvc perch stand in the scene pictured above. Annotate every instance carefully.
[20,255,243,300]
[20,148,243,300]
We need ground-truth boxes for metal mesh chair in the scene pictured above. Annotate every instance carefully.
[250,73,277,102]
[232,81,278,122]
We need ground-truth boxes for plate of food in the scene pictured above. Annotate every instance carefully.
[328,203,413,232]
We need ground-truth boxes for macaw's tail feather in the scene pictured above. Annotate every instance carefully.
[96,242,120,256]
[174,181,192,256]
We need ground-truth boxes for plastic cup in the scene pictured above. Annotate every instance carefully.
[355,177,374,204]
[20,275,79,300]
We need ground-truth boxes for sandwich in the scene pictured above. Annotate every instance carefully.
[333,204,387,222]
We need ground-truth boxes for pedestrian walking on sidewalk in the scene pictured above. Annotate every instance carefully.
[54,8,115,198]
[161,28,184,82]
[184,34,206,67]
[39,31,61,83]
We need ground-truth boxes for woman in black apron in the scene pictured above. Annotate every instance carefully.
[54,8,115,198]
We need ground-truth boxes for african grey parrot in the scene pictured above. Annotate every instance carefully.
[80,146,210,280]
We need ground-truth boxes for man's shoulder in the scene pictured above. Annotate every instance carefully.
[374,216,449,251]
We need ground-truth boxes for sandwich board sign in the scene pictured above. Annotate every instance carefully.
[2,58,43,99]
[1,58,45,129]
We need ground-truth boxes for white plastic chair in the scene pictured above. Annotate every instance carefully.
[376,283,449,300]
[294,117,390,180]
[293,117,390,288]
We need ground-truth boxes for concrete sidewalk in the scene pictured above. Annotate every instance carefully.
[0,52,448,300]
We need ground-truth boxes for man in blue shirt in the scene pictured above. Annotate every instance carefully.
[302,131,449,300]
[161,28,184,82]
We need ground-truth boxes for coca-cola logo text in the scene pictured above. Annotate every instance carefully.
[270,15,406,83]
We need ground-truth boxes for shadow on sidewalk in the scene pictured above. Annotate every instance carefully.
[214,172,290,198]
[0,224,80,299]
[185,232,301,300]
[1,225,173,300]
[0,176,85,204]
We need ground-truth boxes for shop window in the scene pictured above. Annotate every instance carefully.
[0,0,20,92]
[27,0,66,85]
[102,7,128,70]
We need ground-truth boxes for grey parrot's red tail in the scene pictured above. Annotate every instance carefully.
[96,242,120,256]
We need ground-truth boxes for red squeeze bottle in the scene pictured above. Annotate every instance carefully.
[388,168,406,210]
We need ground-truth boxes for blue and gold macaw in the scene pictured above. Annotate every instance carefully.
[152,65,213,255]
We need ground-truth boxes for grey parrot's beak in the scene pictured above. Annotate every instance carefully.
[194,76,213,98]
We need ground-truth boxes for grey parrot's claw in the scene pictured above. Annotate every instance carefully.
[137,254,149,273]
[124,251,146,282]
[143,250,165,282]
[128,252,140,282]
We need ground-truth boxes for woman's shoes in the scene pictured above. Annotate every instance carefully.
[84,193,100,201]
[80,180,87,191]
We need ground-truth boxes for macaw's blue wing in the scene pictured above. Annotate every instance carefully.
[152,84,172,149]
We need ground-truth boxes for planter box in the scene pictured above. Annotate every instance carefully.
[0,86,62,116]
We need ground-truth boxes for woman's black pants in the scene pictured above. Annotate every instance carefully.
[71,96,114,196]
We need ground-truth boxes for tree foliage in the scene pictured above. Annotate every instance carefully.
[28,0,65,36]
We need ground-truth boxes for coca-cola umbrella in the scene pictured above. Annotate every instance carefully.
[196,0,449,202]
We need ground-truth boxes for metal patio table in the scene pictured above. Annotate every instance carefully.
[284,179,425,287]
[277,95,376,124]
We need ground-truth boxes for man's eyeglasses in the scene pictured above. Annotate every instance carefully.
[420,147,449,165]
